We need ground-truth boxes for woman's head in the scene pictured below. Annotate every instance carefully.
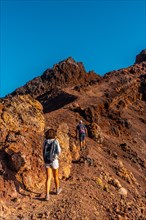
[45,129,56,139]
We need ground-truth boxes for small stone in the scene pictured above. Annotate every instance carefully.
[118,160,124,168]
[113,179,122,188]
[113,152,118,159]
[118,187,128,197]
[37,213,43,218]
[117,215,125,220]
[17,214,24,219]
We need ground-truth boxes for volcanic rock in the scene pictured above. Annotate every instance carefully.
[0,51,146,219]
[135,49,146,63]
[11,57,101,99]
[118,187,128,197]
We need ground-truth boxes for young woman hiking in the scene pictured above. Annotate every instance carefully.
[43,129,62,201]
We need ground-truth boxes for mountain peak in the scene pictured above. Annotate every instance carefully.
[52,56,83,72]
[53,57,77,67]
[65,56,76,63]
[12,57,100,98]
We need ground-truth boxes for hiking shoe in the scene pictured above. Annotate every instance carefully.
[45,194,50,201]
[81,147,85,151]
[56,188,62,195]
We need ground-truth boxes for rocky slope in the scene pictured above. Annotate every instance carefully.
[0,50,146,220]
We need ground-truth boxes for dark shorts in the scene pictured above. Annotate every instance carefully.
[79,134,86,142]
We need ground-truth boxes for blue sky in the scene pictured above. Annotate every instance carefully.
[0,0,146,98]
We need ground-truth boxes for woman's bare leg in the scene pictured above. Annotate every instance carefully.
[52,168,59,191]
[46,167,52,196]
[52,168,62,194]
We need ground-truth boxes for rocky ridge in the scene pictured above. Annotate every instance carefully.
[11,57,101,99]
[0,50,146,219]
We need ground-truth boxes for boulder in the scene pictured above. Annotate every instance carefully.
[0,95,45,198]
[56,123,72,179]
[88,122,104,143]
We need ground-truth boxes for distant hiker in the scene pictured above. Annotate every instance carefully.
[43,129,62,201]
[76,120,87,149]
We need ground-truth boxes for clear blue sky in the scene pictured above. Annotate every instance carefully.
[0,0,146,98]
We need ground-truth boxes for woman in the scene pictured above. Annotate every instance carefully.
[43,128,62,201]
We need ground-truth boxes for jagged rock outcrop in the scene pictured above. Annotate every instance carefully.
[135,49,146,63]
[0,95,45,199]
[56,123,72,178]
[88,122,104,143]
[11,57,101,99]
[0,95,73,201]
[1,51,146,219]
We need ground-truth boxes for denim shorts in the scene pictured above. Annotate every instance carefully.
[79,134,86,142]
[45,159,59,169]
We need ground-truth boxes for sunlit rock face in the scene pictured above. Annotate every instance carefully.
[0,95,73,200]
[0,95,45,199]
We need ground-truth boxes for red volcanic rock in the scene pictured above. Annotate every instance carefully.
[0,95,45,200]
[0,95,73,202]
[11,57,101,98]
[135,49,146,63]
[1,52,146,219]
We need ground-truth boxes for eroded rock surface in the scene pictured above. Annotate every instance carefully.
[0,51,146,219]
